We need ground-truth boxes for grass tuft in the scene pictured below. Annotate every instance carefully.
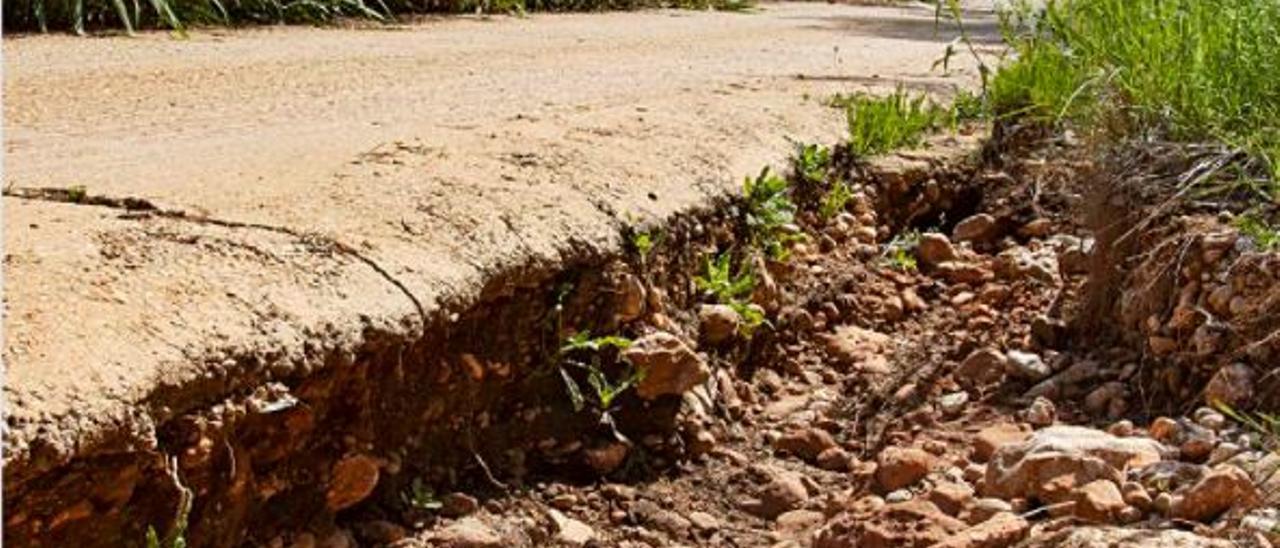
[834,88,949,157]
[991,0,1280,188]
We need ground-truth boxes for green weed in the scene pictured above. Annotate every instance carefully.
[818,181,853,221]
[557,332,642,412]
[879,229,920,271]
[990,0,1280,185]
[790,142,831,187]
[836,88,948,157]
[743,167,801,261]
[1216,403,1280,453]
[1235,213,1280,252]
[630,229,659,263]
[67,185,88,204]
[694,251,754,305]
[145,458,191,548]
[401,477,443,511]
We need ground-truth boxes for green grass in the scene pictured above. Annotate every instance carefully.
[835,88,950,157]
[742,167,802,261]
[991,0,1280,185]
[3,0,754,33]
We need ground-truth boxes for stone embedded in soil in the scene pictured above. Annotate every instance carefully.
[699,304,740,344]
[774,509,825,538]
[623,332,709,400]
[1005,350,1052,381]
[983,426,1164,504]
[962,498,1013,525]
[746,469,811,520]
[429,517,504,548]
[956,348,1007,388]
[876,446,936,491]
[615,273,647,322]
[1026,526,1234,548]
[1023,397,1056,427]
[1069,479,1128,523]
[1170,465,1261,522]
[547,508,596,546]
[933,512,1029,548]
[441,492,481,518]
[325,454,381,512]
[926,481,975,516]
[1083,382,1127,417]
[584,442,629,475]
[953,214,997,243]
[815,500,967,548]
[917,232,958,266]
[935,261,995,285]
[774,427,838,462]
[994,246,1059,285]
[1203,362,1255,408]
[973,423,1031,463]
[822,325,892,374]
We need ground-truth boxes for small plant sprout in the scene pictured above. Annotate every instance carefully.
[1235,213,1280,252]
[556,332,643,414]
[743,167,802,260]
[790,141,831,186]
[66,185,88,204]
[145,458,191,548]
[630,229,660,262]
[694,251,755,305]
[402,477,443,511]
[1215,403,1280,453]
[880,229,921,272]
[818,181,854,221]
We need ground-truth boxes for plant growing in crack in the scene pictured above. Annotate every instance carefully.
[694,250,767,336]
[743,167,803,261]
[556,331,644,418]
[145,458,191,548]
[401,477,443,512]
[790,141,831,187]
[880,229,921,272]
[818,180,854,221]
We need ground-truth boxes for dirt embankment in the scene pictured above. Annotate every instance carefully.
[3,2,998,546]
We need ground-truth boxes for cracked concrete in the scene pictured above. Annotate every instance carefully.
[2,1,993,493]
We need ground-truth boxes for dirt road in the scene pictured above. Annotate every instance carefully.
[2,2,993,541]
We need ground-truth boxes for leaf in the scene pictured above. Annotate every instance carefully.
[559,367,585,413]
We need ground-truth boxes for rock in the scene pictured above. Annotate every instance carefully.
[1193,407,1226,431]
[939,392,970,416]
[901,288,927,312]
[917,233,959,266]
[774,509,825,537]
[356,520,408,544]
[1026,526,1234,547]
[1170,465,1261,522]
[1069,479,1127,523]
[1207,442,1242,466]
[1178,425,1217,462]
[953,214,997,242]
[933,512,1029,548]
[547,508,596,546]
[927,481,975,516]
[994,246,1059,284]
[1121,481,1152,511]
[935,261,994,285]
[877,447,935,491]
[1031,315,1068,349]
[698,304,740,344]
[748,470,810,519]
[1024,397,1056,427]
[884,489,913,503]
[1106,420,1134,437]
[1204,363,1255,408]
[823,325,892,374]
[1149,336,1178,356]
[688,511,719,532]
[432,517,503,548]
[815,500,967,548]
[816,447,852,471]
[774,427,839,462]
[984,426,1164,504]
[326,454,381,511]
[881,295,905,321]
[584,442,629,475]
[962,498,1012,525]
[972,423,1031,463]
[1005,350,1052,381]
[624,332,709,400]
[1084,382,1127,417]
[1018,218,1053,238]
[956,348,1007,388]
[615,273,647,322]
[1148,417,1181,444]
[632,499,693,537]
[440,492,481,518]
